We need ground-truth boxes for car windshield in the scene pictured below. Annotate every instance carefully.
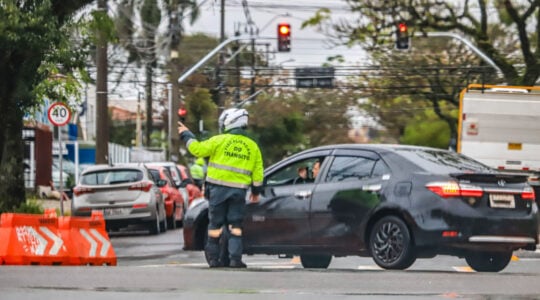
[81,169,143,185]
[396,148,494,174]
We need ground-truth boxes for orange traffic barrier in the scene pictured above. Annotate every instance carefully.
[0,209,69,265]
[0,209,116,266]
[58,211,117,266]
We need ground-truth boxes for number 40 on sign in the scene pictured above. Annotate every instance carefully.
[47,102,71,127]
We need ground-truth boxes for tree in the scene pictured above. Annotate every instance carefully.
[248,88,353,165]
[355,39,485,146]
[184,88,218,138]
[113,0,201,160]
[0,0,93,212]
[311,1,539,85]
[304,1,539,148]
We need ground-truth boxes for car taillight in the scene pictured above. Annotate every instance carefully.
[133,203,148,209]
[73,187,94,196]
[128,181,153,192]
[522,187,535,200]
[426,181,483,198]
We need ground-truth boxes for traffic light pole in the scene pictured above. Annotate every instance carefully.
[177,35,259,84]
[416,32,503,77]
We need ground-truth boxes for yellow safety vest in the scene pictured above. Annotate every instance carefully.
[186,133,263,190]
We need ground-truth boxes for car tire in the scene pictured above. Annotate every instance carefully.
[161,215,168,233]
[369,215,416,270]
[300,254,332,269]
[176,203,185,228]
[465,251,512,272]
[168,204,177,230]
[148,204,162,235]
[148,215,161,235]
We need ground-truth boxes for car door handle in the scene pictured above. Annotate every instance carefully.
[294,190,312,199]
[362,184,381,192]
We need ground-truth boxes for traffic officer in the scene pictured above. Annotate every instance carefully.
[190,157,206,189]
[178,108,264,268]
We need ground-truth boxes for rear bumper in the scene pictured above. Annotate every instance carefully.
[72,207,156,228]
[411,201,539,253]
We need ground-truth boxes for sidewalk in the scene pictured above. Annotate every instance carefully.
[35,198,72,215]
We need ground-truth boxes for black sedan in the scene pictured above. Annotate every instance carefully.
[183,144,538,272]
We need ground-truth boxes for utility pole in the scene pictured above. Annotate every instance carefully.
[95,0,109,164]
[216,0,226,114]
[168,2,181,162]
[234,26,241,103]
[136,92,143,147]
[250,27,256,96]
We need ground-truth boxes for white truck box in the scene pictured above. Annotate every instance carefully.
[457,84,540,188]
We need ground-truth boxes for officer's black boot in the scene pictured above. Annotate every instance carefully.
[205,237,222,268]
[228,234,246,268]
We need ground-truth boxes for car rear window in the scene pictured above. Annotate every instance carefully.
[395,148,493,173]
[81,169,143,185]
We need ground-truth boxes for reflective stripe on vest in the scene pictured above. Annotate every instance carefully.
[205,177,250,189]
[208,162,252,176]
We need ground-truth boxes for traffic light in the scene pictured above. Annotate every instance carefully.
[396,22,410,50]
[178,107,187,122]
[277,23,291,52]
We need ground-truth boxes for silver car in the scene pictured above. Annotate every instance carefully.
[71,164,167,235]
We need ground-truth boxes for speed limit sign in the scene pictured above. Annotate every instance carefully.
[47,102,71,126]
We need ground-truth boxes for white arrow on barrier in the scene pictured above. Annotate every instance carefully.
[16,226,47,255]
[15,226,65,256]
[39,226,64,255]
[90,228,111,257]
[79,228,98,257]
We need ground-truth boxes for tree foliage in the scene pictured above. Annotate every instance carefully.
[323,0,539,86]
[184,87,219,136]
[248,88,353,166]
[304,1,540,148]
[0,0,93,212]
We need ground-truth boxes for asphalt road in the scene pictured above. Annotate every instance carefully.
[2,227,540,299]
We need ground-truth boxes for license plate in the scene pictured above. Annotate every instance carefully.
[489,194,515,209]
[103,208,129,216]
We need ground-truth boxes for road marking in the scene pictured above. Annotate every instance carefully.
[357,265,383,270]
[452,266,475,272]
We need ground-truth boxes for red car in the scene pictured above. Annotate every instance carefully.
[147,165,185,229]
[177,164,204,207]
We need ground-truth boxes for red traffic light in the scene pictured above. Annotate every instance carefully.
[178,108,187,117]
[277,23,291,52]
[396,22,410,50]
[398,23,408,33]
[278,24,290,35]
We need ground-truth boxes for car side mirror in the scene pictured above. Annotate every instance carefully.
[157,179,167,187]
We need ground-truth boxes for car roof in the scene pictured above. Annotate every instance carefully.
[308,143,443,153]
[80,163,148,174]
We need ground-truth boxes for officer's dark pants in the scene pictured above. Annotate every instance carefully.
[205,184,247,265]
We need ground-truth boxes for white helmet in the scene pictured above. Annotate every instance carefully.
[219,108,249,132]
